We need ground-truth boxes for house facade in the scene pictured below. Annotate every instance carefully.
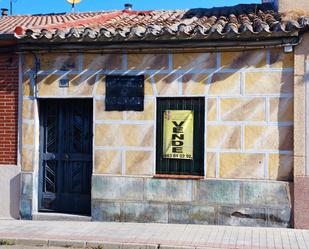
[0,0,309,228]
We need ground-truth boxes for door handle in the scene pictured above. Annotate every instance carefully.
[64,154,69,160]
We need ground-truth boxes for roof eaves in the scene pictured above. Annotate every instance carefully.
[0,33,16,40]
[13,36,301,54]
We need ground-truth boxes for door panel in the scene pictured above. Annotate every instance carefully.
[156,97,205,176]
[39,99,93,215]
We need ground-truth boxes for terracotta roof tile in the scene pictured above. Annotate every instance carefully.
[0,11,108,34]
[0,3,307,42]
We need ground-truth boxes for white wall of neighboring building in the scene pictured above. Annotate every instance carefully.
[0,166,20,219]
[262,0,309,12]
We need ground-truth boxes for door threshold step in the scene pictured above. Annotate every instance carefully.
[32,212,92,222]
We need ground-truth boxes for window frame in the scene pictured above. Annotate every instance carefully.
[155,97,205,177]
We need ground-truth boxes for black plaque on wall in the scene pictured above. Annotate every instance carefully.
[105,75,144,111]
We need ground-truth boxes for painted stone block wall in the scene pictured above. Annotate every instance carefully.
[22,48,294,181]
[20,48,294,224]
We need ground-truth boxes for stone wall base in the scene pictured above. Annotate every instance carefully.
[294,176,309,229]
[92,201,291,227]
[19,173,292,227]
[20,172,33,219]
[92,176,292,227]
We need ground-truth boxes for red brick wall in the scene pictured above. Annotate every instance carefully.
[0,54,18,165]
[294,176,309,229]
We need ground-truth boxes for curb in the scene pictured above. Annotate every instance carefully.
[0,238,200,249]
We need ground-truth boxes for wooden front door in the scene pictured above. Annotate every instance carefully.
[39,99,93,215]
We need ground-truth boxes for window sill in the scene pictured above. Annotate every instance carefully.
[154,174,204,180]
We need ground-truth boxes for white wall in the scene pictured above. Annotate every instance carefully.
[0,165,20,219]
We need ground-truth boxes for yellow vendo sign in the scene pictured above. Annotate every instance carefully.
[163,110,194,160]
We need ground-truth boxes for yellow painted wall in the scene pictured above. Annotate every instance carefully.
[21,48,294,181]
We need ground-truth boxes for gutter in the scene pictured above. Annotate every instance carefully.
[0,33,301,53]
[9,36,300,54]
[0,33,15,40]
[0,34,17,53]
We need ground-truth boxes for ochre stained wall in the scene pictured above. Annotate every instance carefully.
[21,48,294,181]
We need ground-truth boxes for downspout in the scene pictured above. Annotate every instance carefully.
[17,54,23,169]
[31,53,40,98]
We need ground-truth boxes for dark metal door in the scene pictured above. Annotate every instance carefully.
[39,99,93,215]
[156,97,205,176]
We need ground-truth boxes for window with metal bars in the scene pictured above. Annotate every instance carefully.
[156,97,205,176]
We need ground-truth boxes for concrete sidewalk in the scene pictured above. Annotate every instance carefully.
[0,220,308,249]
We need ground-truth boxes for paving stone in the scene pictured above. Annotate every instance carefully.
[145,179,193,202]
[196,180,241,205]
[217,206,267,227]
[92,201,121,222]
[121,202,168,223]
[0,219,305,249]
[92,176,144,201]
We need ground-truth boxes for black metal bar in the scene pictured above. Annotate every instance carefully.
[156,97,205,176]
[38,99,92,214]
